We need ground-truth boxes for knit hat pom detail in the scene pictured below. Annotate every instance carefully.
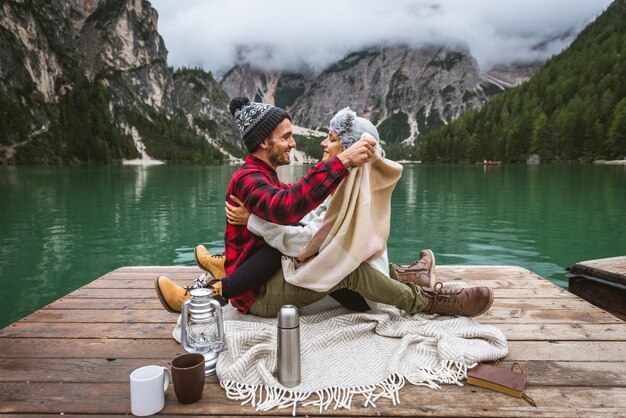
[229,96,250,116]
[331,107,356,136]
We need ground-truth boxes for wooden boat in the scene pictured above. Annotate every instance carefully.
[476,161,502,166]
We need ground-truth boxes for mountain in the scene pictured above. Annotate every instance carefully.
[418,0,625,163]
[220,63,316,111]
[289,45,533,141]
[220,45,540,160]
[0,0,240,164]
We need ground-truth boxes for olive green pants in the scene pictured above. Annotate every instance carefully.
[249,262,428,318]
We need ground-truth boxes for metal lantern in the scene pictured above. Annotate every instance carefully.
[180,288,225,376]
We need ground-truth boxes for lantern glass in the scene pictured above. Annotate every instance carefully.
[186,318,219,352]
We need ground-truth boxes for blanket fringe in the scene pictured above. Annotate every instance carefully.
[220,361,470,416]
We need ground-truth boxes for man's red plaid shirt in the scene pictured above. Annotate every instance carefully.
[224,154,348,313]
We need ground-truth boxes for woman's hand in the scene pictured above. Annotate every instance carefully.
[225,195,251,225]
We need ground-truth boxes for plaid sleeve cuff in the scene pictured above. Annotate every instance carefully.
[326,156,348,178]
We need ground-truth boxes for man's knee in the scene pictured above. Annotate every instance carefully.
[249,300,280,318]
[340,263,372,289]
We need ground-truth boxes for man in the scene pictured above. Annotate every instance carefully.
[156,97,377,313]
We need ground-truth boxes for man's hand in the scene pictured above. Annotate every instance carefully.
[337,135,376,168]
[225,195,251,225]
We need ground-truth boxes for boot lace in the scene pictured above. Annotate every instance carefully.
[395,261,427,272]
[430,282,462,306]
[193,273,213,288]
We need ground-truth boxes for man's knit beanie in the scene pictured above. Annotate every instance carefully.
[228,97,291,152]
[329,107,385,157]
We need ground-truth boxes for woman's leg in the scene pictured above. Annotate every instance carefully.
[220,245,282,299]
[249,262,428,317]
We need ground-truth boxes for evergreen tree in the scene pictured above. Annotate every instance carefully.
[607,98,626,158]
[418,0,626,162]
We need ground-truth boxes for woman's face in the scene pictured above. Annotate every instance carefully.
[320,129,344,161]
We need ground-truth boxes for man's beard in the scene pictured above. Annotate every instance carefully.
[267,140,289,167]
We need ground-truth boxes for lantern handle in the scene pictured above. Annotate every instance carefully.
[210,298,225,352]
[180,299,195,353]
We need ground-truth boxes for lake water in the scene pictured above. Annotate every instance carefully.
[1,163,625,328]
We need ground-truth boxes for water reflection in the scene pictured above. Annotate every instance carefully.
[1,163,625,328]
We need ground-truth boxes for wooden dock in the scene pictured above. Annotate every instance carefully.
[568,256,626,320]
[1,265,625,417]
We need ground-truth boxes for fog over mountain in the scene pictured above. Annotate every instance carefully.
[150,0,611,75]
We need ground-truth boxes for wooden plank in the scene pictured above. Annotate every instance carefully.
[4,320,624,342]
[0,322,176,339]
[505,341,626,362]
[3,320,625,342]
[86,277,559,290]
[479,307,623,323]
[495,323,626,341]
[17,305,622,324]
[1,382,625,416]
[63,286,577,299]
[490,298,600,310]
[570,256,626,285]
[0,358,221,384]
[42,297,163,310]
[493,287,576,298]
[0,338,180,359]
[14,309,176,323]
[100,271,204,281]
[45,296,592,311]
[568,275,626,320]
[2,339,625,362]
[1,358,625,387]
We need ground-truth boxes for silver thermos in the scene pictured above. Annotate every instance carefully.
[277,305,301,387]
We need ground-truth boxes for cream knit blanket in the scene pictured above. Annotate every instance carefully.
[173,300,508,415]
[282,154,403,291]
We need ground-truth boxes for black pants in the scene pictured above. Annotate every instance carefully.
[220,245,370,312]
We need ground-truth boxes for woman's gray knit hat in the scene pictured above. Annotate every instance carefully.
[229,97,291,152]
[329,107,385,157]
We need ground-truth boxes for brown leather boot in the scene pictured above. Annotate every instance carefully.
[194,245,226,279]
[422,282,494,317]
[394,249,436,288]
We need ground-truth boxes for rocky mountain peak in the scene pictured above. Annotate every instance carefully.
[77,0,170,109]
[220,63,315,111]
[219,44,540,147]
[66,0,101,35]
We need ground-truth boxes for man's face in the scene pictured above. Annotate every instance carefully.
[266,118,296,168]
[320,129,344,161]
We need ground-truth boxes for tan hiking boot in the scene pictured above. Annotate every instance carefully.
[154,276,193,313]
[208,280,228,307]
[154,276,227,313]
[194,245,226,279]
[422,282,494,317]
[394,249,436,288]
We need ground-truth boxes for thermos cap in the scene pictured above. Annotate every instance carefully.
[277,305,299,328]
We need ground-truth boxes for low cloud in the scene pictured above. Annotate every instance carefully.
[150,0,611,76]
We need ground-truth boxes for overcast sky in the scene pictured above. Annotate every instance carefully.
[149,0,612,77]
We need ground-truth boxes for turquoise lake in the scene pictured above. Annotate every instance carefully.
[1,163,625,328]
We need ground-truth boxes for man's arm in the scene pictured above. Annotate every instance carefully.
[234,157,345,224]
[233,136,376,225]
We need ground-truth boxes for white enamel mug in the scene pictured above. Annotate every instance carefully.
[130,365,171,416]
